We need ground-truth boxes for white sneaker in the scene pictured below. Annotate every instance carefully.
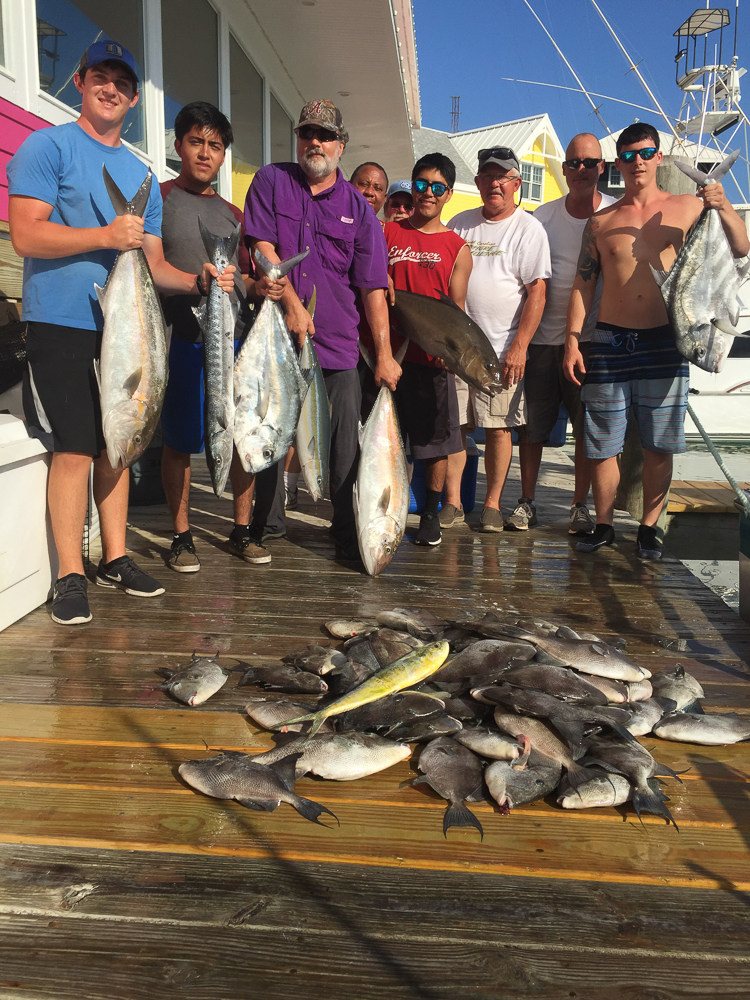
[569,503,595,535]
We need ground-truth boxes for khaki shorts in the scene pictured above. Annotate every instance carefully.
[455,377,526,429]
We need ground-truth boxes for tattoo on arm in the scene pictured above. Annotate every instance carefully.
[576,218,601,282]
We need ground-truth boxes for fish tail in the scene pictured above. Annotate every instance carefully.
[565,761,596,790]
[292,795,339,826]
[102,165,152,216]
[632,783,679,831]
[273,711,317,728]
[443,801,483,841]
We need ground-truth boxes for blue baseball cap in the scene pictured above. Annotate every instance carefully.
[386,180,412,200]
[79,40,139,85]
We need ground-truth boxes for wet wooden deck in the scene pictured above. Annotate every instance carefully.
[2,450,750,999]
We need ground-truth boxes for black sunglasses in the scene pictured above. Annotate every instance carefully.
[413,178,448,197]
[564,157,602,170]
[478,146,518,166]
[297,126,339,143]
[619,147,658,163]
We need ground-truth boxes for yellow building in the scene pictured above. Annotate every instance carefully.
[412,114,566,222]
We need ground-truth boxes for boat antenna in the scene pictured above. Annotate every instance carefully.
[588,0,687,149]
[520,0,612,134]
[734,0,739,59]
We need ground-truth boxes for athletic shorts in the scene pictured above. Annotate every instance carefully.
[455,376,526,430]
[394,361,463,460]
[161,336,242,455]
[581,323,689,460]
[521,343,589,442]
[22,321,105,455]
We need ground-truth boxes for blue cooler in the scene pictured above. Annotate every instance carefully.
[408,436,480,514]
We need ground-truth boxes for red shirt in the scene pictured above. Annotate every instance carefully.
[385,219,467,367]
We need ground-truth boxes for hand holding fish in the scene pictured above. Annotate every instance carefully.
[374,352,402,391]
[283,293,316,349]
[200,262,235,295]
[256,273,287,301]
[698,181,727,212]
[106,212,144,251]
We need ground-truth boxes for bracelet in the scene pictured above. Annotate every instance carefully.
[196,272,207,296]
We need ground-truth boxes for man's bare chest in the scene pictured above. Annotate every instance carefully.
[597,210,687,268]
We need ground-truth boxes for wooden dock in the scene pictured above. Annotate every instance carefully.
[668,480,749,514]
[1,452,750,999]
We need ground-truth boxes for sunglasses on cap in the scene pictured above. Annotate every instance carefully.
[564,157,603,170]
[618,147,658,163]
[413,178,449,197]
[297,126,339,143]
[478,146,518,165]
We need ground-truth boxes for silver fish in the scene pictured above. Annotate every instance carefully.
[325,618,378,639]
[586,738,681,828]
[454,726,521,760]
[499,663,610,706]
[295,334,331,501]
[557,771,632,809]
[432,639,535,685]
[281,644,347,676]
[651,664,705,713]
[238,663,328,695]
[486,752,562,813]
[155,652,228,706]
[245,697,334,734]
[353,384,410,576]
[624,698,664,737]
[233,249,311,473]
[652,151,750,372]
[192,218,240,495]
[337,690,444,731]
[496,625,650,682]
[585,675,628,703]
[388,714,463,742]
[493,712,594,788]
[179,750,337,825]
[251,731,410,780]
[653,711,750,745]
[370,628,424,667]
[95,167,167,469]
[404,736,484,839]
[375,607,446,639]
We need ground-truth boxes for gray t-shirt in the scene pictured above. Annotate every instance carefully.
[159,180,252,343]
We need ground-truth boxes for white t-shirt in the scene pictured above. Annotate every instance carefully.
[532,192,618,346]
[448,207,551,362]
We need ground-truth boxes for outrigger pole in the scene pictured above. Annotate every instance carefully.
[500,78,681,122]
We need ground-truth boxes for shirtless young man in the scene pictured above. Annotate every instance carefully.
[563,122,749,558]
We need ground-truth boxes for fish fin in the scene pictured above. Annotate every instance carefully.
[94,283,107,308]
[276,249,310,277]
[394,337,410,365]
[299,365,314,388]
[377,486,391,515]
[465,783,487,803]
[705,148,741,182]
[632,785,679,831]
[649,264,671,287]
[714,317,738,335]
[123,368,143,397]
[590,642,609,656]
[655,696,678,713]
[357,421,365,446]
[130,169,153,217]
[269,752,303,790]
[307,286,317,319]
[556,626,582,640]
[237,797,279,812]
[443,801,483,841]
[652,761,689,783]
[682,698,704,714]
[197,216,218,260]
[92,358,102,392]
[154,667,174,678]
[610,720,638,744]
[399,775,431,789]
[259,383,272,419]
[272,711,316,728]
[292,796,339,826]
[565,761,597,790]
[192,304,206,326]
[102,165,129,216]
[674,159,714,187]
[550,717,586,747]
[436,291,464,313]
[358,339,376,372]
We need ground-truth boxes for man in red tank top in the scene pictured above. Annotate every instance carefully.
[384,153,472,546]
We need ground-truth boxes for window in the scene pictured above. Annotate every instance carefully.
[521,161,543,202]
[608,164,624,188]
[161,0,218,172]
[35,0,146,150]
[270,93,293,164]
[229,34,263,209]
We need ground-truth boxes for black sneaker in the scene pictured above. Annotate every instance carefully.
[637,524,662,560]
[51,573,92,625]
[415,512,441,546]
[575,524,615,553]
[96,556,166,597]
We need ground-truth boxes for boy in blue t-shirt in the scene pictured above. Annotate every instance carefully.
[7,40,236,626]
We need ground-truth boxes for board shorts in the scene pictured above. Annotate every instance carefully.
[455,376,526,430]
[22,321,105,456]
[161,336,242,455]
[520,343,589,443]
[581,323,689,460]
[393,361,463,460]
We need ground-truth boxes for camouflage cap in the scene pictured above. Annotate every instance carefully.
[295,99,349,145]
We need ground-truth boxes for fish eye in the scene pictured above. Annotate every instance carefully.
[385,545,391,554]
[216,456,222,465]
[263,449,273,460]
[134,434,142,444]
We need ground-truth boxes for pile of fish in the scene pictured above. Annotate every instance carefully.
[168,607,750,835]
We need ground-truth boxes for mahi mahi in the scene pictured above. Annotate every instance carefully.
[192,219,240,496]
[295,331,331,501]
[651,150,750,373]
[233,249,311,474]
[95,167,167,469]
[390,289,504,396]
[275,640,450,737]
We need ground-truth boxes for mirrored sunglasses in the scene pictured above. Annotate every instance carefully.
[619,147,658,163]
[413,179,448,197]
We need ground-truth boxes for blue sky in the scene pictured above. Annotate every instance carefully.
[413,0,750,201]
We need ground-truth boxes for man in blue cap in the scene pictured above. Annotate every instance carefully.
[7,40,236,626]
[383,180,414,222]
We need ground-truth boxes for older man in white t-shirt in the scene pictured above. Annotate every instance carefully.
[444,146,550,533]
[519,133,618,535]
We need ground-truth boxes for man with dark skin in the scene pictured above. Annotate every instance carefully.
[563,122,749,558]
[350,162,389,216]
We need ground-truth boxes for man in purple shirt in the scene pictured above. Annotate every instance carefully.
[244,99,399,559]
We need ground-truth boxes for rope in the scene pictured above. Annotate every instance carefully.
[686,400,750,515]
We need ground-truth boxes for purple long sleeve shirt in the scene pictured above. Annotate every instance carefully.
[244,163,388,370]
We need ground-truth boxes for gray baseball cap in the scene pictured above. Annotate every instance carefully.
[386,180,412,199]
[477,146,520,173]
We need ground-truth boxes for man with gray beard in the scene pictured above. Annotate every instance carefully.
[244,100,397,560]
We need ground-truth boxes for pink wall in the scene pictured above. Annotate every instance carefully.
[0,98,51,222]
